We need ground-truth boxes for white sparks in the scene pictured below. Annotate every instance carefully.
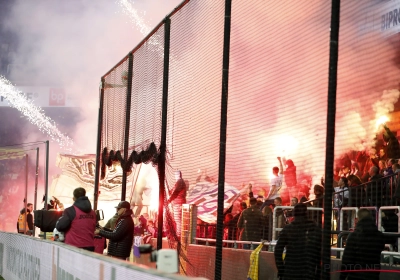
[0,76,73,151]
[118,0,151,36]
[117,0,170,59]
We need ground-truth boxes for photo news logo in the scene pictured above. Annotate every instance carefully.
[326,263,400,275]
[49,88,65,106]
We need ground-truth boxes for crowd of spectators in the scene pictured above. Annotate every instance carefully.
[201,125,400,246]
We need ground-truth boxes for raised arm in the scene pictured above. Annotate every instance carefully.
[277,157,284,175]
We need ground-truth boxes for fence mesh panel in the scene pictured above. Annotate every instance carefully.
[102,59,129,153]
[167,0,225,275]
[128,26,164,153]
[97,0,400,279]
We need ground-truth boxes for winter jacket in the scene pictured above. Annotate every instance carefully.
[274,217,321,280]
[237,205,263,242]
[17,208,33,233]
[99,209,134,258]
[56,196,96,248]
[340,217,385,280]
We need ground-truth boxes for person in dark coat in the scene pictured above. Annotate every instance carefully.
[382,124,400,159]
[237,197,263,249]
[96,201,134,260]
[340,209,385,280]
[274,203,321,280]
[366,166,383,207]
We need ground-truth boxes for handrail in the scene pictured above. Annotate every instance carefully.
[305,172,400,208]
[272,206,323,240]
[378,206,400,252]
[339,207,358,231]
[194,237,271,249]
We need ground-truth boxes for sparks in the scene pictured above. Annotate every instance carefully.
[0,76,73,151]
[117,0,169,58]
[117,0,151,36]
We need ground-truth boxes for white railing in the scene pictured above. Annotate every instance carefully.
[339,207,358,231]
[272,206,323,240]
[378,206,400,252]
[0,231,206,280]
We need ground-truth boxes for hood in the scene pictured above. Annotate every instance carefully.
[355,217,378,232]
[73,196,93,213]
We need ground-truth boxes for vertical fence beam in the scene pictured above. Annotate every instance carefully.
[24,154,28,234]
[44,140,49,211]
[215,0,232,279]
[157,17,171,250]
[34,147,39,211]
[322,0,341,279]
[94,79,105,211]
[121,53,134,201]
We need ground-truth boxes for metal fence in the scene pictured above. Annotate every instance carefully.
[95,0,400,279]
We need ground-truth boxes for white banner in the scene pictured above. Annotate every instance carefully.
[378,0,400,37]
[0,86,77,107]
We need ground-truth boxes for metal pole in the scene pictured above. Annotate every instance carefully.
[33,147,39,237]
[34,147,39,212]
[157,17,171,250]
[94,79,105,211]
[24,154,28,234]
[121,53,134,201]
[43,140,49,240]
[322,0,341,279]
[44,140,49,211]
[215,0,232,279]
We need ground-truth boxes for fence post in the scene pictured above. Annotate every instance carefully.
[157,17,171,250]
[215,0,232,279]
[121,53,134,201]
[323,0,341,279]
[94,79,105,211]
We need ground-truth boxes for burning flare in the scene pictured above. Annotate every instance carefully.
[375,115,389,129]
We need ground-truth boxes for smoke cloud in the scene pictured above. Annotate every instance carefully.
[0,0,181,232]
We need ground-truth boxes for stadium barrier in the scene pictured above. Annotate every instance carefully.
[339,207,358,231]
[191,238,400,279]
[272,206,323,240]
[0,231,206,280]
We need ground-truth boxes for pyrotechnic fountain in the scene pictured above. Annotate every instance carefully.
[0,76,73,152]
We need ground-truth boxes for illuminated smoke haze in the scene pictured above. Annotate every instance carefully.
[0,0,181,231]
[1,0,400,227]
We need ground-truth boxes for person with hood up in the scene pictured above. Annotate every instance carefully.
[95,201,134,260]
[340,208,385,280]
[274,203,322,280]
[56,187,96,251]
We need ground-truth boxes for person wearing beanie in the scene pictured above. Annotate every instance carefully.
[274,203,322,280]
